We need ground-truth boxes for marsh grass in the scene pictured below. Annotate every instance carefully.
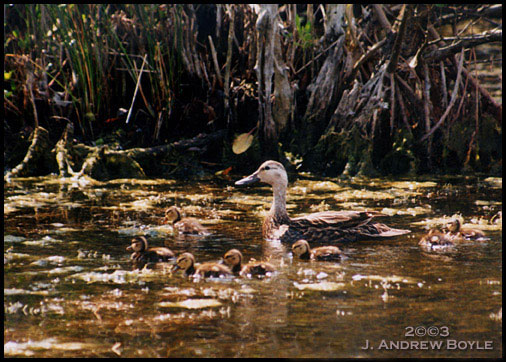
[4,4,182,140]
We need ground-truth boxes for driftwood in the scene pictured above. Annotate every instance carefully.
[253,4,293,157]
[5,127,53,179]
[6,127,227,181]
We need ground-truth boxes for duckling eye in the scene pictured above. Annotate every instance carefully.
[264,166,270,170]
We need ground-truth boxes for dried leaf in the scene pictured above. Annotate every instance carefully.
[232,133,254,154]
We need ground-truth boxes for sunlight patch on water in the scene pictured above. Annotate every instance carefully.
[293,281,346,291]
[158,298,223,309]
[4,338,95,356]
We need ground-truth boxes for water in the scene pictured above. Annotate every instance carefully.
[4,174,502,357]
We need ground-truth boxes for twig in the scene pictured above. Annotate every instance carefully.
[295,37,342,75]
[126,54,148,124]
[424,29,502,63]
[208,35,223,87]
[386,4,413,74]
[395,82,413,135]
[389,73,395,134]
[422,61,432,159]
[372,4,392,32]
[440,61,448,109]
[224,5,235,124]
[420,48,465,142]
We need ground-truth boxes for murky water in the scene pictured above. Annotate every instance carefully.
[4,173,502,357]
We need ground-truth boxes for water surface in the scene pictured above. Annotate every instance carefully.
[4,174,502,357]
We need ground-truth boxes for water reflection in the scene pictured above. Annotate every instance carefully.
[4,175,502,357]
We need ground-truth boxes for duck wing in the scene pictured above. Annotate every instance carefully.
[290,210,381,228]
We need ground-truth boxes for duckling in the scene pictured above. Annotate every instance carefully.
[164,206,209,235]
[446,219,485,240]
[291,239,342,261]
[418,229,457,249]
[126,236,175,264]
[490,211,502,225]
[222,249,276,277]
[172,252,233,278]
[235,160,410,243]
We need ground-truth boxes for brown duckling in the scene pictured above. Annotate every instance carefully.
[418,229,457,249]
[291,239,342,261]
[172,252,233,278]
[164,206,209,235]
[235,160,410,243]
[446,219,485,240]
[126,236,175,263]
[222,249,276,277]
[490,211,502,225]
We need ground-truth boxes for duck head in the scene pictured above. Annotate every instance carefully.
[126,236,148,252]
[291,239,310,257]
[172,252,195,273]
[235,160,288,189]
[164,206,182,224]
[223,249,243,269]
[446,219,461,233]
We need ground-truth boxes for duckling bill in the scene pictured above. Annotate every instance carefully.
[235,160,411,243]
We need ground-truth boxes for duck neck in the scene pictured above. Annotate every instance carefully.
[270,184,290,223]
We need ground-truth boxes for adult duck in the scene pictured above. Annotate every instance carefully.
[164,206,209,235]
[126,236,175,264]
[222,249,276,277]
[446,219,486,240]
[291,239,342,261]
[172,252,233,278]
[235,160,410,243]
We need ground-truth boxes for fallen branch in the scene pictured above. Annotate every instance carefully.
[424,29,502,63]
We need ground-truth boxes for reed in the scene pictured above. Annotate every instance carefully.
[4,4,183,141]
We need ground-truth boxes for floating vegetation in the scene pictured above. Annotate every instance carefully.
[158,298,223,309]
[484,177,502,189]
[4,338,95,356]
[351,274,422,285]
[293,281,346,291]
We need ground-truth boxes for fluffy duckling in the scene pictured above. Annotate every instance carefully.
[418,229,457,249]
[222,249,276,277]
[291,239,342,261]
[490,211,502,225]
[446,219,485,240]
[126,236,175,264]
[172,252,233,278]
[164,206,209,235]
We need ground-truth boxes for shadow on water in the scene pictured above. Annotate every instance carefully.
[4,174,502,357]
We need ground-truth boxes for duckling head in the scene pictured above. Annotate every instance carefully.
[126,236,148,252]
[235,160,288,189]
[164,206,182,224]
[292,239,310,257]
[223,249,243,269]
[172,252,195,273]
[447,219,461,233]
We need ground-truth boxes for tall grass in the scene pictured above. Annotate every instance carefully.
[4,4,182,141]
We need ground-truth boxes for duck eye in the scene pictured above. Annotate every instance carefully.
[264,166,270,170]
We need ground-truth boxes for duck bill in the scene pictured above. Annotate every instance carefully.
[126,245,133,251]
[171,264,180,272]
[235,172,260,186]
